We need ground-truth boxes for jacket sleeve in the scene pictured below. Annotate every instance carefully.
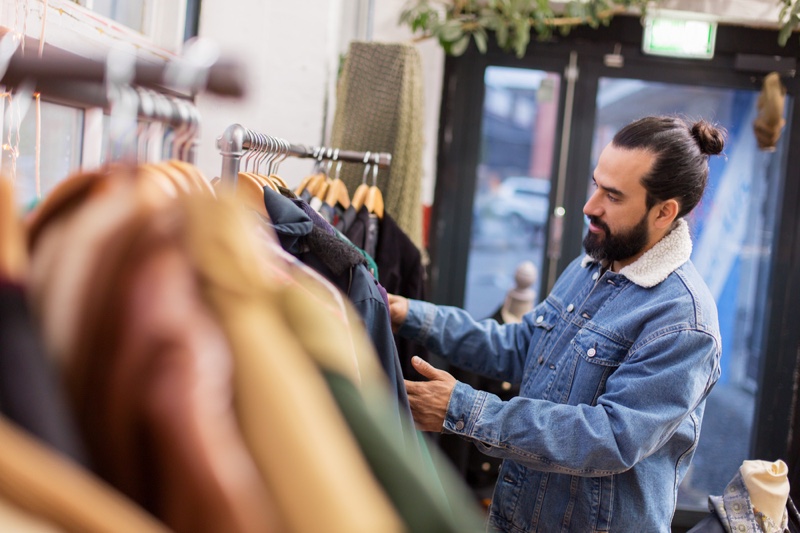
[440,327,720,476]
[398,299,542,384]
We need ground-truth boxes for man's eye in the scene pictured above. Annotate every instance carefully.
[607,194,619,203]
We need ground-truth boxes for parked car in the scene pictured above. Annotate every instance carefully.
[477,177,551,237]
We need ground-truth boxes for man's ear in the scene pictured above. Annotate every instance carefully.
[653,199,679,229]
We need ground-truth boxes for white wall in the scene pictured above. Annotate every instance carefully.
[195,0,344,184]
[195,0,444,206]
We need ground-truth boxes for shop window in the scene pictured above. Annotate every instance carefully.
[77,0,146,34]
[1,97,84,209]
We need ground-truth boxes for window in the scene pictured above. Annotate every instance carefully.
[78,0,146,33]
[0,0,198,206]
[2,97,84,209]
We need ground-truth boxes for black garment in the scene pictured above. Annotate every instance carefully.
[344,205,379,260]
[0,281,86,464]
[372,212,429,381]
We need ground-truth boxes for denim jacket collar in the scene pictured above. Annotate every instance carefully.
[581,218,692,288]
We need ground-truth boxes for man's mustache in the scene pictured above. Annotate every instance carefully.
[588,216,610,235]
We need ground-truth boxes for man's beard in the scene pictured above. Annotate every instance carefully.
[583,212,650,264]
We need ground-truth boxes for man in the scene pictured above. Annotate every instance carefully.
[389,116,725,532]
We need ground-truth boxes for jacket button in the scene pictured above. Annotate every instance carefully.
[592,272,599,281]
[587,348,597,357]
[538,356,544,365]
[536,315,544,324]
[501,381,512,391]
[567,304,574,312]
[455,420,465,431]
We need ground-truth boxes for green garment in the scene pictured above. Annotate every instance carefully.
[323,371,485,533]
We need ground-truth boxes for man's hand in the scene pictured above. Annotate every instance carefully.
[387,293,409,333]
[404,356,457,433]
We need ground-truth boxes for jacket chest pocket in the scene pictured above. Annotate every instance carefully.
[529,305,558,358]
[566,328,630,405]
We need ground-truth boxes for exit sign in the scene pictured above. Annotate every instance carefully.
[642,12,717,60]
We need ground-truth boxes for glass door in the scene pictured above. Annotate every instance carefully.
[464,67,561,319]
[588,77,789,511]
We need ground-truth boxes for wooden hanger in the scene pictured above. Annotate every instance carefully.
[268,174,289,190]
[167,160,215,196]
[295,147,326,196]
[364,185,384,219]
[249,172,279,193]
[213,172,270,219]
[350,152,372,211]
[323,154,350,209]
[0,178,26,281]
[362,154,384,218]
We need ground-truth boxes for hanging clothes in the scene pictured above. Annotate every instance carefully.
[182,194,406,533]
[0,414,172,533]
[261,187,413,436]
[29,172,279,533]
[371,211,430,381]
[0,179,85,465]
[0,281,86,466]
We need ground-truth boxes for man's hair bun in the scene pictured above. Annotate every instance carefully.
[691,120,726,156]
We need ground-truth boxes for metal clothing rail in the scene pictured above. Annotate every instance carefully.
[0,31,247,99]
[217,123,392,187]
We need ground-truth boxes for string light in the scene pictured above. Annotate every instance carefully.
[35,92,41,199]
[39,0,49,58]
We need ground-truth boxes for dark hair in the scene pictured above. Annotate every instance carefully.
[612,116,726,218]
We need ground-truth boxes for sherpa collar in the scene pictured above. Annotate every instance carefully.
[580,218,692,288]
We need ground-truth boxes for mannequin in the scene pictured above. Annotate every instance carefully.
[740,459,790,527]
[499,261,537,324]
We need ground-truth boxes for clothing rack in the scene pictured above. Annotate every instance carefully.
[217,123,392,187]
[0,32,246,100]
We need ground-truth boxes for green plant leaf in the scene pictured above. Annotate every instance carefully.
[439,19,465,41]
[473,28,488,53]
[778,20,795,46]
[451,34,471,55]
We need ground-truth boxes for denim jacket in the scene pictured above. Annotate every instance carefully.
[399,220,721,532]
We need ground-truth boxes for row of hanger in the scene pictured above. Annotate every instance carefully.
[295,149,385,218]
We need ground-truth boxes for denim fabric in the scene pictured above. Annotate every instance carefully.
[400,253,721,532]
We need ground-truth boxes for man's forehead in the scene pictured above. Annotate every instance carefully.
[595,144,655,192]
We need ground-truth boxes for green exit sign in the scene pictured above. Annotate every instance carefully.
[643,12,717,60]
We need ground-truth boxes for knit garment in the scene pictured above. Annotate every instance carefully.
[330,41,425,253]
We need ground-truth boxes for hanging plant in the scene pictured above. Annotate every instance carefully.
[399,0,652,58]
[779,0,800,45]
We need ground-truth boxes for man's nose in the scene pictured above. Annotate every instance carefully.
[583,189,602,218]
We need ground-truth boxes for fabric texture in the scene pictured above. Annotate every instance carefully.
[372,212,429,381]
[263,188,413,431]
[330,41,425,253]
[0,414,171,533]
[580,218,693,287]
[65,195,279,533]
[0,281,86,465]
[323,371,484,533]
[706,470,789,533]
[398,222,721,532]
[176,195,407,533]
